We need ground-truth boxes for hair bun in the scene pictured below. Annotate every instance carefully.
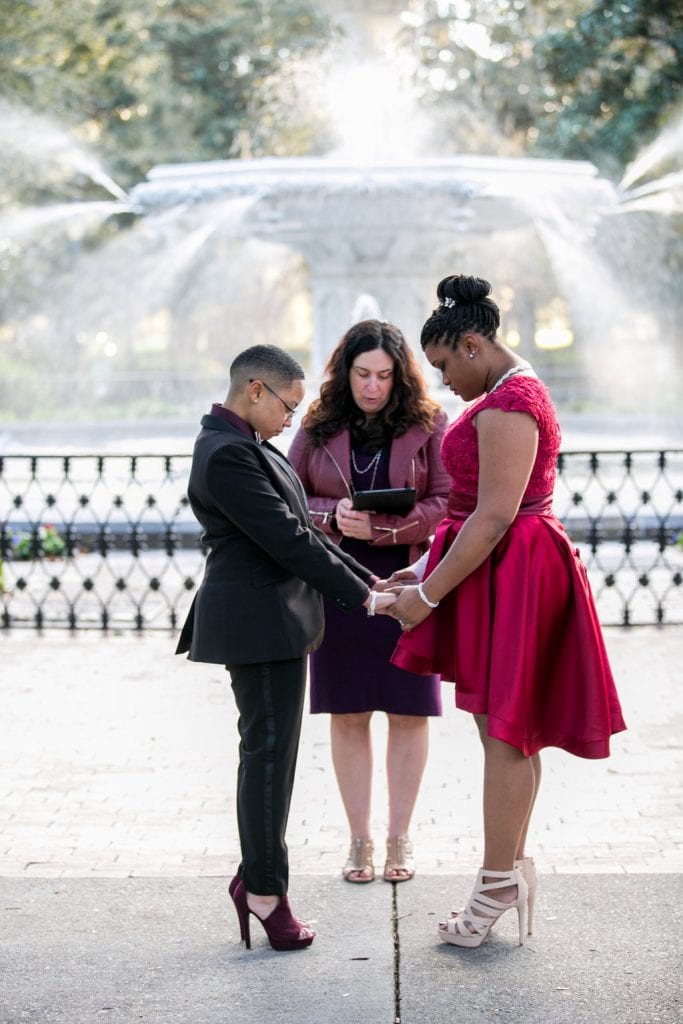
[437,275,492,305]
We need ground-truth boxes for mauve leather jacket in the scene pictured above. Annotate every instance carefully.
[288,411,450,564]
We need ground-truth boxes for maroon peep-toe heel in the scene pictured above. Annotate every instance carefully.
[230,881,315,951]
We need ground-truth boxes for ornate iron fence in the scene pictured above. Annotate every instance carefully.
[1,450,682,631]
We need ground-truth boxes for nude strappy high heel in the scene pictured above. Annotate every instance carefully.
[439,866,528,948]
[514,856,537,935]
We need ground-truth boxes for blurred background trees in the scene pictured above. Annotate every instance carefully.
[401,0,683,178]
[0,0,333,188]
[0,0,680,189]
[0,0,680,422]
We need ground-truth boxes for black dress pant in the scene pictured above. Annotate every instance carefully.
[228,657,307,897]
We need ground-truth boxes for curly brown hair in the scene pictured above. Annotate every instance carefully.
[303,320,440,450]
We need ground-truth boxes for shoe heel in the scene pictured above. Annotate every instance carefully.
[516,899,527,947]
[515,867,528,946]
[230,880,252,949]
[514,856,537,936]
[239,906,251,949]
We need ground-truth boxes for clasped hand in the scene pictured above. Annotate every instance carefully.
[372,570,432,632]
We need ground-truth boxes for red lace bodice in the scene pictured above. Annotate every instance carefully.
[440,375,562,498]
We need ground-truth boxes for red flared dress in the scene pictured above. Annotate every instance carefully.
[391,374,626,759]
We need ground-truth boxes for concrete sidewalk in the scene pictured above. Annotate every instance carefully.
[1,626,682,1022]
[2,875,681,1023]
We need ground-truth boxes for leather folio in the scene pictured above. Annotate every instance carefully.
[351,487,417,514]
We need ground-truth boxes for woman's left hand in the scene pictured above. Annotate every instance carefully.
[336,497,373,540]
[384,585,433,631]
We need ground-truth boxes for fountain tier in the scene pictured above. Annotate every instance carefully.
[131,155,615,376]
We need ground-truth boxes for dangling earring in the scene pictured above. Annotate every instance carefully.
[469,351,475,359]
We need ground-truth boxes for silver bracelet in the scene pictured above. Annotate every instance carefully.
[366,590,378,616]
[417,582,439,609]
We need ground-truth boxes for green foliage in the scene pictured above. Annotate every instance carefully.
[11,525,66,560]
[536,1,683,174]
[401,0,683,175]
[3,0,679,181]
[0,0,332,186]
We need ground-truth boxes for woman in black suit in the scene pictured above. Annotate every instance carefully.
[177,344,394,951]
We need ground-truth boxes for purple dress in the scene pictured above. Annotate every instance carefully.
[309,439,442,716]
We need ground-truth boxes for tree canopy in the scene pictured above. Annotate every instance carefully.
[0,0,332,187]
[401,0,683,178]
[537,0,683,173]
[1,0,681,189]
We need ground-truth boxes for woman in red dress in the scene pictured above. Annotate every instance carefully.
[384,274,626,949]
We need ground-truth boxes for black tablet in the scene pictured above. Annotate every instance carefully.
[351,487,417,514]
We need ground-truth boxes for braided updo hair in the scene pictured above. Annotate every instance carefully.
[420,275,500,351]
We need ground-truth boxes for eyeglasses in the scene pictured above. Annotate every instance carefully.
[248,378,298,417]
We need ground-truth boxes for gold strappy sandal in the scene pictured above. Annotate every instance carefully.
[342,837,375,883]
[383,835,416,882]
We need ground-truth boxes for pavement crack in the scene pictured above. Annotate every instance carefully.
[391,881,402,1024]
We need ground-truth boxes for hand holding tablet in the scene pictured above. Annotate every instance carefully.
[351,487,417,515]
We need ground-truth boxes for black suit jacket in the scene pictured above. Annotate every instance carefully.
[176,415,372,665]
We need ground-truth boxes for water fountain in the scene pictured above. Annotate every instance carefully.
[129,152,617,383]
[0,4,681,449]
[0,3,681,632]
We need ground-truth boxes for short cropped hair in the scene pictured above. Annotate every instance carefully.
[229,345,305,390]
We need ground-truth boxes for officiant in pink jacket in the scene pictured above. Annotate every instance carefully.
[288,319,449,885]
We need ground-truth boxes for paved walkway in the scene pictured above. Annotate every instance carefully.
[2,627,681,1024]
[3,874,681,1024]
[1,626,681,878]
